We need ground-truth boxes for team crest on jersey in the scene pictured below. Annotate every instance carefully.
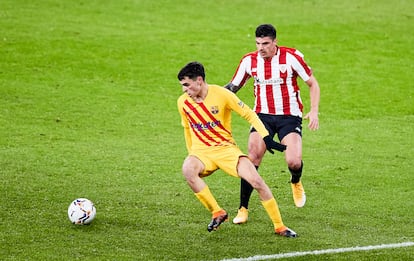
[210,106,219,114]
[279,64,287,73]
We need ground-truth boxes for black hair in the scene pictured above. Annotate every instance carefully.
[255,24,277,40]
[177,61,205,81]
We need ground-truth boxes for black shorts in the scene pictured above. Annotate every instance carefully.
[251,114,302,141]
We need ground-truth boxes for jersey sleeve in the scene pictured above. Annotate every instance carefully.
[290,49,312,82]
[177,96,192,153]
[223,88,269,138]
[230,55,252,88]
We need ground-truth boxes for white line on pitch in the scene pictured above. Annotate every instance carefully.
[219,242,414,261]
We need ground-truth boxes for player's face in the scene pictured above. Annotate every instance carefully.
[256,36,277,59]
[180,76,202,99]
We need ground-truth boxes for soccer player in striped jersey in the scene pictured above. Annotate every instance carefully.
[225,24,320,224]
[177,61,296,237]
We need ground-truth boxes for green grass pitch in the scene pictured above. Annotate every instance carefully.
[1,0,413,260]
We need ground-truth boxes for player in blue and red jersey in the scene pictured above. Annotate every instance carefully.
[177,61,296,237]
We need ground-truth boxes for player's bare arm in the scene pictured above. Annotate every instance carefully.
[303,75,320,130]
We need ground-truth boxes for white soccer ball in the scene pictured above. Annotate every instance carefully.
[68,198,96,225]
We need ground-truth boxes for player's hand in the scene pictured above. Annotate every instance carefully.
[263,135,286,154]
[304,110,319,130]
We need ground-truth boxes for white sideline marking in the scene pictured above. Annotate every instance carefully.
[219,242,414,261]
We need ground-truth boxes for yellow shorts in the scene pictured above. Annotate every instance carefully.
[190,144,247,178]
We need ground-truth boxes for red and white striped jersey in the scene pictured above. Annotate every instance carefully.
[230,46,312,117]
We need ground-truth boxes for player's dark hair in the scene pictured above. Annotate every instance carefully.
[255,24,277,40]
[177,61,205,81]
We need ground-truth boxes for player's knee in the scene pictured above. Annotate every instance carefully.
[248,146,265,164]
[287,158,302,170]
[182,158,201,179]
[182,166,194,180]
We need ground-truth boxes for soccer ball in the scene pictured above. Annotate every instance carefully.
[68,198,96,225]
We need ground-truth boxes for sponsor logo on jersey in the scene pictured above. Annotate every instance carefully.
[254,76,284,85]
[191,121,221,131]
